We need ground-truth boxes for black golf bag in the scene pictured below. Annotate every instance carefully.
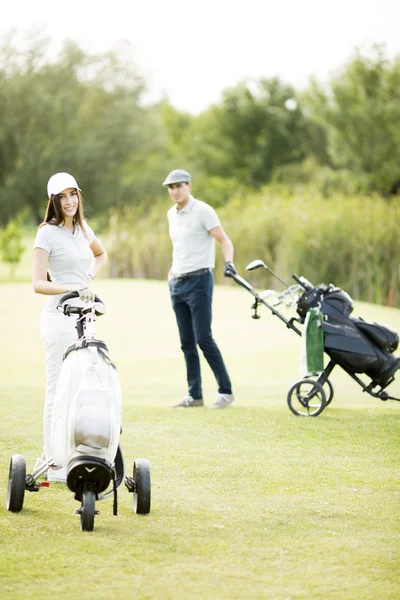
[297,283,400,387]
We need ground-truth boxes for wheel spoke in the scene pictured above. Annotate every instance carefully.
[287,379,327,417]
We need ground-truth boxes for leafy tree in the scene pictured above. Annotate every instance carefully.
[302,44,400,193]
[187,78,309,187]
[158,99,193,156]
[0,210,27,278]
[0,32,168,225]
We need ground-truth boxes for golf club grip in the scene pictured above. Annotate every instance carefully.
[292,274,312,291]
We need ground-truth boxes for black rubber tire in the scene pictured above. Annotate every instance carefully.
[133,459,151,515]
[287,379,327,417]
[306,376,334,406]
[80,489,96,531]
[6,454,26,512]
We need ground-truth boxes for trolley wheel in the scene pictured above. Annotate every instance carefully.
[306,376,334,406]
[6,454,26,512]
[132,459,151,515]
[80,487,96,531]
[287,379,327,417]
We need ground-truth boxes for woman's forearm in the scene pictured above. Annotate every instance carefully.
[33,279,73,295]
[90,252,107,278]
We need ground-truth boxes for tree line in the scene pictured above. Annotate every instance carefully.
[1,31,400,306]
[1,31,400,227]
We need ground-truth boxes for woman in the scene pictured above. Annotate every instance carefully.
[32,172,107,482]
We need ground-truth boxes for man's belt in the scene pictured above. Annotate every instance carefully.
[174,268,211,280]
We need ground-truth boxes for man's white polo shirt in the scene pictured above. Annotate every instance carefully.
[167,195,220,276]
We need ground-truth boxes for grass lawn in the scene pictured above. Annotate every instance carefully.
[0,278,399,599]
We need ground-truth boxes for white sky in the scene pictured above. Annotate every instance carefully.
[1,0,400,114]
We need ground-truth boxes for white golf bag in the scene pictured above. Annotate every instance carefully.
[51,298,123,498]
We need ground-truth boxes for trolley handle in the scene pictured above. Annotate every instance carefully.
[57,291,79,307]
[56,292,105,317]
[57,291,103,309]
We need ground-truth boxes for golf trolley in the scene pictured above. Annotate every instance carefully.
[7,292,151,531]
[230,260,400,416]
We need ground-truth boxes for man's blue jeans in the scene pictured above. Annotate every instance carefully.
[169,271,232,400]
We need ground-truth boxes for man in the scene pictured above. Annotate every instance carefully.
[164,169,236,409]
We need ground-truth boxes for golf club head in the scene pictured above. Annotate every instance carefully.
[260,289,282,306]
[246,259,267,271]
[259,289,279,300]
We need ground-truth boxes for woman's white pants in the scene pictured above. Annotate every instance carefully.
[40,311,78,462]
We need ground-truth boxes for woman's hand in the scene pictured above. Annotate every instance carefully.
[76,286,95,302]
[68,285,95,302]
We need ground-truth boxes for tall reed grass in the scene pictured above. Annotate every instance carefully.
[104,185,400,306]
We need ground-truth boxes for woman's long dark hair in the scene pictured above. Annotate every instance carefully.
[39,189,88,236]
[38,188,89,281]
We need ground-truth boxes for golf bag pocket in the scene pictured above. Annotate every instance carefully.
[52,344,122,468]
[74,385,113,451]
[352,319,399,353]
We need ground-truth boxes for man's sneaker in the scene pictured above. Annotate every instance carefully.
[209,393,235,409]
[47,466,67,483]
[169,396,204,408]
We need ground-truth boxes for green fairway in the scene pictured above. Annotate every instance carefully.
[1,279,400,599]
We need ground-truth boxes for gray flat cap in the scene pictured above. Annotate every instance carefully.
[162,169,191,186]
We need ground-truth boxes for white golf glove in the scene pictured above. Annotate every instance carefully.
[77,286,95,302]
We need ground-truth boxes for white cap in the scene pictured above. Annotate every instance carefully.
[47,172,81,199]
